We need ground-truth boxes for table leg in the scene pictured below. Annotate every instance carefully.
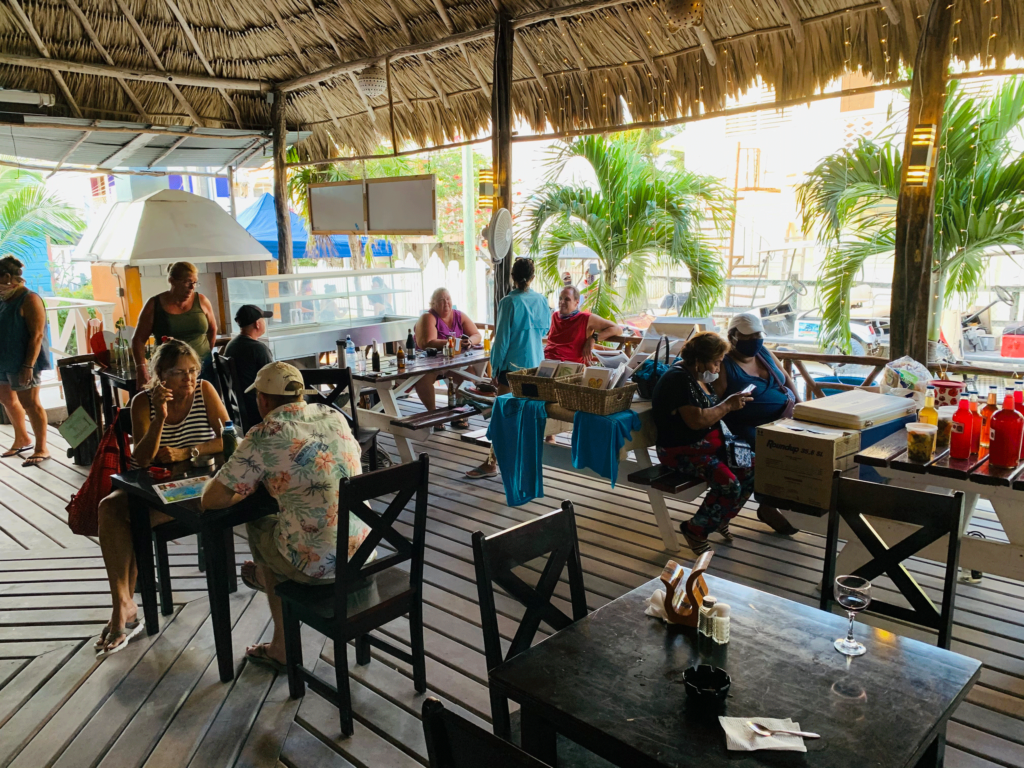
[378,384,416,463]
[128,495,159,635]
[633,450,680,551]
[520,706,558,767]
[913,731,946,768]
[100,376,114,431]
[203,524,236,682]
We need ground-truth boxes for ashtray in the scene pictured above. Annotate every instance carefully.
[190,454,215,468]
[682,665,731,705]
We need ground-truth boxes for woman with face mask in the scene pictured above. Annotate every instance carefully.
[714,312,801,536]
[651,331,753,554]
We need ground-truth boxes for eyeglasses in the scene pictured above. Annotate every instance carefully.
[175,279,198,289]
[166,367,199,379]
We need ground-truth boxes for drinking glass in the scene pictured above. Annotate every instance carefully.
[834,575,871,656]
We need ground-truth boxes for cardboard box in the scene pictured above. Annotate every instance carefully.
[755,419,861,509]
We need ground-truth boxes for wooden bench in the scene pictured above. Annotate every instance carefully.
[460,427,491,447]
[626,466,705,495]
[391,405,479,431]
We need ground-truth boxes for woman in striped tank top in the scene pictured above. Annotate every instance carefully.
[96,340,230,656]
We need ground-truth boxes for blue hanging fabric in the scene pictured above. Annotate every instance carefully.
[571,410,642,487]
[486,394,548,506]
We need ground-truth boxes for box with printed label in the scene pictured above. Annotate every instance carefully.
[755,419,862,508]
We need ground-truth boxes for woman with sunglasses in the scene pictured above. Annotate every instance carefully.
[94,340,229,655]
[131,261,218,387]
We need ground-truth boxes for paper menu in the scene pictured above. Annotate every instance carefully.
[153,475,209,504]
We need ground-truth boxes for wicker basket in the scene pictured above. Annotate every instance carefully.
[554,381,638,416]
[507,367,583,402]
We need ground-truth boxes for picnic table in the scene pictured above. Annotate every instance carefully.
[351,348,489,463]
[852,428,1024,582]
[490,572,980,768]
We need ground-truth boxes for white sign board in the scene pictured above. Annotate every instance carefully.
[309,180,365,235]
[366,176,436,235]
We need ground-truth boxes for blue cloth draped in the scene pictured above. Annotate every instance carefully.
[487,394,548,506]
[571,409,642,487]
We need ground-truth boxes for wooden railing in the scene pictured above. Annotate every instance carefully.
[43,296,116,362]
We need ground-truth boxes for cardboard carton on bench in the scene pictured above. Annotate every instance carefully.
[755,419,861,509]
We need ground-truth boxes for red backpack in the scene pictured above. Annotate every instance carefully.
[66,414,128,537]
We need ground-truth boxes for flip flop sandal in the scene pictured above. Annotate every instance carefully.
[97,621,144,657]
[1,446,31,458]
[22,455,50,468]
[451,419,471,429]
[94,622,113,650]
[464,465,498,479]
[245,644,286,673]
[240,564,267,594]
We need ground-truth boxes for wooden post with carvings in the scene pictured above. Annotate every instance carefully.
[491,10,514,318]
[271,90,293,275]
[889,0,953,363]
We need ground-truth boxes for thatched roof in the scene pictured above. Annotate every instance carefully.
[0,0,1020,164]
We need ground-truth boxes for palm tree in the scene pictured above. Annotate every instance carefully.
[0,167,84,261]
[797,78,1024,353]
[523,134,731,322]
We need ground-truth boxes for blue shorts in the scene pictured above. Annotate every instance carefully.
[3,370,41,392]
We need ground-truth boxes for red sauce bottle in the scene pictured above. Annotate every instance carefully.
[990,394,1024,468]
[969,394,982,454]
[979,386,999,458]
[950,396,973,460]
[1015,380,1024,416]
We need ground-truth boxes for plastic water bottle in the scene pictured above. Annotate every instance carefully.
[221,420,239,461]
[346,335,356,360]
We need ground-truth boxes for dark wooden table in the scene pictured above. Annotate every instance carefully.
[852,428,1024,583]
[351,347,489,385]
[96,368,138,430]
[111,459,278,682]
[489,574,980,768]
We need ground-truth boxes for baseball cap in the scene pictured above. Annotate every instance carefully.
[245,361,317,395]
[235,304,273,328]
[727,312,765,337]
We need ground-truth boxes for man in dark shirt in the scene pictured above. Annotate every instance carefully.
[223,304,273,427]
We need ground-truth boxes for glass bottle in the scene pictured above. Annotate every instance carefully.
[979,386,999,458]
[950,396,973,460]
[371,341,381,373]
[396,342,406,373]
[969,394,982,455]
[1015,381,1024,416]
[447,375,457,408]
[406,328,415,353]
[990,394,1024,468]
[918,387,938,426]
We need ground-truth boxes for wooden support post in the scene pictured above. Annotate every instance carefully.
[492,11,514,319]
[227,166,237,219]
[271,91,293,275]
[890,0,953,364]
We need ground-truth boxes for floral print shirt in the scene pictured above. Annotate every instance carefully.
[214,402,368,579]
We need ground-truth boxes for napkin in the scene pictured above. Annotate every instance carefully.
[644,588,686,624]
[719,717,808,752]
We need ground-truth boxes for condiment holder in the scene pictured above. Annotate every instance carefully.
[659,551,713,627]
[698,596,731,644]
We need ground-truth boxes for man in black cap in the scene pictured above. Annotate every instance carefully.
[223,304,273,426]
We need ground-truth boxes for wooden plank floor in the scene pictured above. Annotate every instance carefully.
[0,405,1022,768]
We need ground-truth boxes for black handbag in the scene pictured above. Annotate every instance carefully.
[720,422,753,470]
[631,335,672,399]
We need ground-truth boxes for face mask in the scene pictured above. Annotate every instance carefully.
[698,370,719,384]
[734,338,764,357]
[0,280,19,299]
[559,309,580,320]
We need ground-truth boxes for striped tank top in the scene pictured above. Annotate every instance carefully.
[130,386,215,468]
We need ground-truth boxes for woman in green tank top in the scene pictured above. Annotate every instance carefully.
[131,261,217,388]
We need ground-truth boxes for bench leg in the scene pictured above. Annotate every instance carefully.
[648,488,680,552]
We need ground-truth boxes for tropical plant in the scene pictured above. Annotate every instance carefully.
[797,78,1024,352]
[0,167,84,262]
[522,134,731,322]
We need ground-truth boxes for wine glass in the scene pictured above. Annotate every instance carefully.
[834,575,872,656]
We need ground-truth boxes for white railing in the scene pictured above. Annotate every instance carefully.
[43,296,116,361]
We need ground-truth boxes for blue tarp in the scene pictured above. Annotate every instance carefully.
[237,193,392,261]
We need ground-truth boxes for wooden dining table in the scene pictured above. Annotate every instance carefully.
[852,428,1024,582]
[489,573,980,768]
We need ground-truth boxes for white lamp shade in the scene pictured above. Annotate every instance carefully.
[356,66,388,99]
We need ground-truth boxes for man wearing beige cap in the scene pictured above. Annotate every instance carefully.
[202,361,368,670]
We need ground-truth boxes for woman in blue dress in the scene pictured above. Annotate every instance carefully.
[714,312,801,535]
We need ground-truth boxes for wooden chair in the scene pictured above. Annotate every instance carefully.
[300,367,381,471]
[472,502,588,741]
[212,352,256,434]
[276,455,430,737]
[820,473,965,650]
[422,698,550,768]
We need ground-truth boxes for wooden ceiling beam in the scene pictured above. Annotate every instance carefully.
[776,0,805,43]
[112,0,206,126]
[162,0,244,127]
[147,130,193,167]
[6,0,82,117]
[97,132,155,168]
[47,122,95,177]
[63,0,151,121]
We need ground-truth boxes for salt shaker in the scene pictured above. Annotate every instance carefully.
[698,596,718,637]
[709,601,731,645]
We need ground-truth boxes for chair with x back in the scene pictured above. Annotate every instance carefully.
[301,367,380,471]
[422,698,550,768]
[473,502,588,741]
[276,454,430,737]
[212,352,255,434]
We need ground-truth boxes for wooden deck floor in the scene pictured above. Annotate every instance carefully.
[0,406,1022,768]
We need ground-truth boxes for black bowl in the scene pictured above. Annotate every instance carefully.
[682,665,731,705]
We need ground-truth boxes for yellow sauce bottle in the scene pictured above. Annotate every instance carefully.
[918,387,938,426]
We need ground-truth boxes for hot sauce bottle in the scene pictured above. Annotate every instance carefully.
[990,394,1024,468]
[979,386,998,458]
[969,394,982,455]
[950,396,974,460]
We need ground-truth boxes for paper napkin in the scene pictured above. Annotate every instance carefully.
[719,717,808,752]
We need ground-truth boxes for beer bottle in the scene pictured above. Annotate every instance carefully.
[396,342,406,373]
[371,341,381,373]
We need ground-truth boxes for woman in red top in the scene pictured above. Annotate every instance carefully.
[544,285,622,364]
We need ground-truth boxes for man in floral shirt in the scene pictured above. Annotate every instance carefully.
[202,361,367,670]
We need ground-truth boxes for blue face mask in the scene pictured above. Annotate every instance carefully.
[734,338,764,357]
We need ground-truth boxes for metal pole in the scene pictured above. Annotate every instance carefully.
[462,144,477,319]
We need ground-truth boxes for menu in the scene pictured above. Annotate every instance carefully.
[153,475,209,504]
